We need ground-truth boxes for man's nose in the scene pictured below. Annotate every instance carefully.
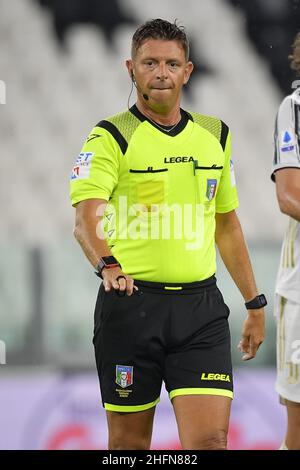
[156,62,168,79]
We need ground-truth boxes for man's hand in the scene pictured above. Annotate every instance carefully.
[102,267,139,296]
[238,309,265,360]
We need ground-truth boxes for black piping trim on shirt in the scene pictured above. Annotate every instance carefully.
[194,165,223,170]
[271,166,300,182]
[129,105,189,137]
[129,105,146,122]
[129,167,168,173]
[96,120,128,155]
[186,111,194,122]
[274,114,279,165]
[220,121,229,151]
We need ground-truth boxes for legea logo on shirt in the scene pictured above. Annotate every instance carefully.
[164,156,195,163]
[71,152,94,180]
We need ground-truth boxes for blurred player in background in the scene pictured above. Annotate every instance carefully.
[272,32,300,450]
[70,19,266,450]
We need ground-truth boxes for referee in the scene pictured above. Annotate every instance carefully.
[70,19,266,450]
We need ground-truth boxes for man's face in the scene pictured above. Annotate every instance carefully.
[127,39,193,109]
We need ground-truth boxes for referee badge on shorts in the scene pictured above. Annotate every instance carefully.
[116,365,133,389]
[206,179,217,201]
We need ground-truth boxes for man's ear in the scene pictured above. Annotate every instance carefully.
[183,61,194,85]
[126,59,134,80]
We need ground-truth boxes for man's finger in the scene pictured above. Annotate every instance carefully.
[103,279,112,292]
[249,338,262,357]
[242,352,255,361]
[243,337,261,361]
[117,276,127,292]
[238,335,253,360]
[125,278,135,296]
[238,336,249,353]
[112,278,121,290]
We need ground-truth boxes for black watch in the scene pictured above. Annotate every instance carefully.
[95,256,121,279]
[245,294,267,310]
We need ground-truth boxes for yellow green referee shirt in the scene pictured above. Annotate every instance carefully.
[70,105,238,282]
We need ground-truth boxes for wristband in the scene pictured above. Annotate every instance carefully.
[95,256,121,279]
[245,294,267,310]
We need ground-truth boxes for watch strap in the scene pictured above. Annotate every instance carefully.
[245,294,267,310]
[95,256,121,279]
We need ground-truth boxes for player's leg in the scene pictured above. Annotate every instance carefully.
[275,294,300,449]
[93,283,165,449]
[285,400,300,449]
[106,407,156,450]
[165,281,233,450]
[172,395,231,450]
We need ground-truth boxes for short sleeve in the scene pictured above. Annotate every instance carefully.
[272,95,300,181]
[215,128,239,213]
[70,127,120,206]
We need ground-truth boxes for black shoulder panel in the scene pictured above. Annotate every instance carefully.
[96,120,128,155]
[220,121,229,151]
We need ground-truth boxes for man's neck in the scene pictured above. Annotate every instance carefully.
[136,99,181,126]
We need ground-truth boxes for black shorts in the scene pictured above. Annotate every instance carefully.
[93,276,233,413]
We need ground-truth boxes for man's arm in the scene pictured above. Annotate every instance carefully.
[275,168,300,222]
[74,198,137,295]
[215,210,265,360]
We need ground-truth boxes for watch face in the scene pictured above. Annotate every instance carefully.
[245,294,267,309]
[258,294,267,306]
[102,256,118,265]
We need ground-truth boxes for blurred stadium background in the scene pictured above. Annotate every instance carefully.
[0,0,299,450]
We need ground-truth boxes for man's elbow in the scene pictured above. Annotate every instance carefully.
[73,225,79,241]
[277,196,290,215]
[277,196,293,216]
[73,219,83,243]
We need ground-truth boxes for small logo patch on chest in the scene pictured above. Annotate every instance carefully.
[206,179,217,200]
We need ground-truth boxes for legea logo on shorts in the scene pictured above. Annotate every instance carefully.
[201,372,230,382]
[0,340,6,364]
